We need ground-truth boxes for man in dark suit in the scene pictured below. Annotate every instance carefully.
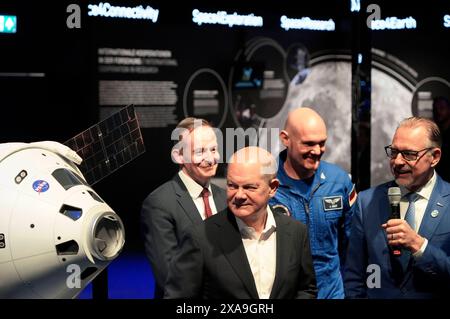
[141,118,227,298]
[164,146,317,299]
[344,117,450,298]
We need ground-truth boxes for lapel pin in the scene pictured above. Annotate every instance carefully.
[431,210,439,218]
[437,202,444,207]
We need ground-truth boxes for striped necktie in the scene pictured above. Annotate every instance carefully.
[404,192,419,231]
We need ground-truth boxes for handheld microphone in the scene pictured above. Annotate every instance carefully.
[387,187,402,256]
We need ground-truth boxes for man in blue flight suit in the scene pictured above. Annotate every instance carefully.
[270,107,357,299]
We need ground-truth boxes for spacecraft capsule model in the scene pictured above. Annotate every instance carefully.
[0,141,125,298]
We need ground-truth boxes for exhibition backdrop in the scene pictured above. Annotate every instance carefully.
[1,0,449,297]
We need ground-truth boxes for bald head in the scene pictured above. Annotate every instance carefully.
[227,147,280,226]
[229,146,278,180]
[280,107,327,179]
[284,107,327,137]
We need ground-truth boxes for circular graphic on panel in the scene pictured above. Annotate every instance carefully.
[183,68,228,128]
[370,49,418,186]
[411,77,450,118]
[263,58,353,173]
[284,43,311,85]
[229,38,288,128]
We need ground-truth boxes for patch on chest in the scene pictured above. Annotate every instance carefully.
[322,196,343,211]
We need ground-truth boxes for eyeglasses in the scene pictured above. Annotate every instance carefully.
[384,145,433,161]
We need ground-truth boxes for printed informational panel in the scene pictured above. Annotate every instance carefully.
[89,1,353,178]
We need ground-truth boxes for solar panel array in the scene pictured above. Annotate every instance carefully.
[64,105,145,185]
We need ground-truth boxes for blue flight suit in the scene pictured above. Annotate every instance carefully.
[270,150,356,299]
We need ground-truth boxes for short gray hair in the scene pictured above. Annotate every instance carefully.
[174,117,211,145]
[398,117,441,148]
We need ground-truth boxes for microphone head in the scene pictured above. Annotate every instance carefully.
[388,187,401,205]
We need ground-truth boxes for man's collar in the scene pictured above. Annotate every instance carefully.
[400,170,436,201]
[277,149,324,186]
[235,206,277,239]
[178,170,211,199]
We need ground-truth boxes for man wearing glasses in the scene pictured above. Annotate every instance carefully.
[344,117,450,298]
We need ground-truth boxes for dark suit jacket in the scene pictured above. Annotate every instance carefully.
[344,175,450,298]
[140,174,227,298]
[164,209,317,299]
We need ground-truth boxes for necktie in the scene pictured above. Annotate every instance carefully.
[394,192,419,278]
[201,188,213,219]
[405,192,419,231]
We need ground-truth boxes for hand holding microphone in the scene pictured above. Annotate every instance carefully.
[387,186,402,256]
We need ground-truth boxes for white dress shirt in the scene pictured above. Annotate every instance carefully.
[178,170,218,220]
[399,170,437,257]
[235,206,277,299]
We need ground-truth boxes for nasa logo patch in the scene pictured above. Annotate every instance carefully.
[32,180,50,193]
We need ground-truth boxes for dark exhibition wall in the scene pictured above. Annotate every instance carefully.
[1,0,449,298]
